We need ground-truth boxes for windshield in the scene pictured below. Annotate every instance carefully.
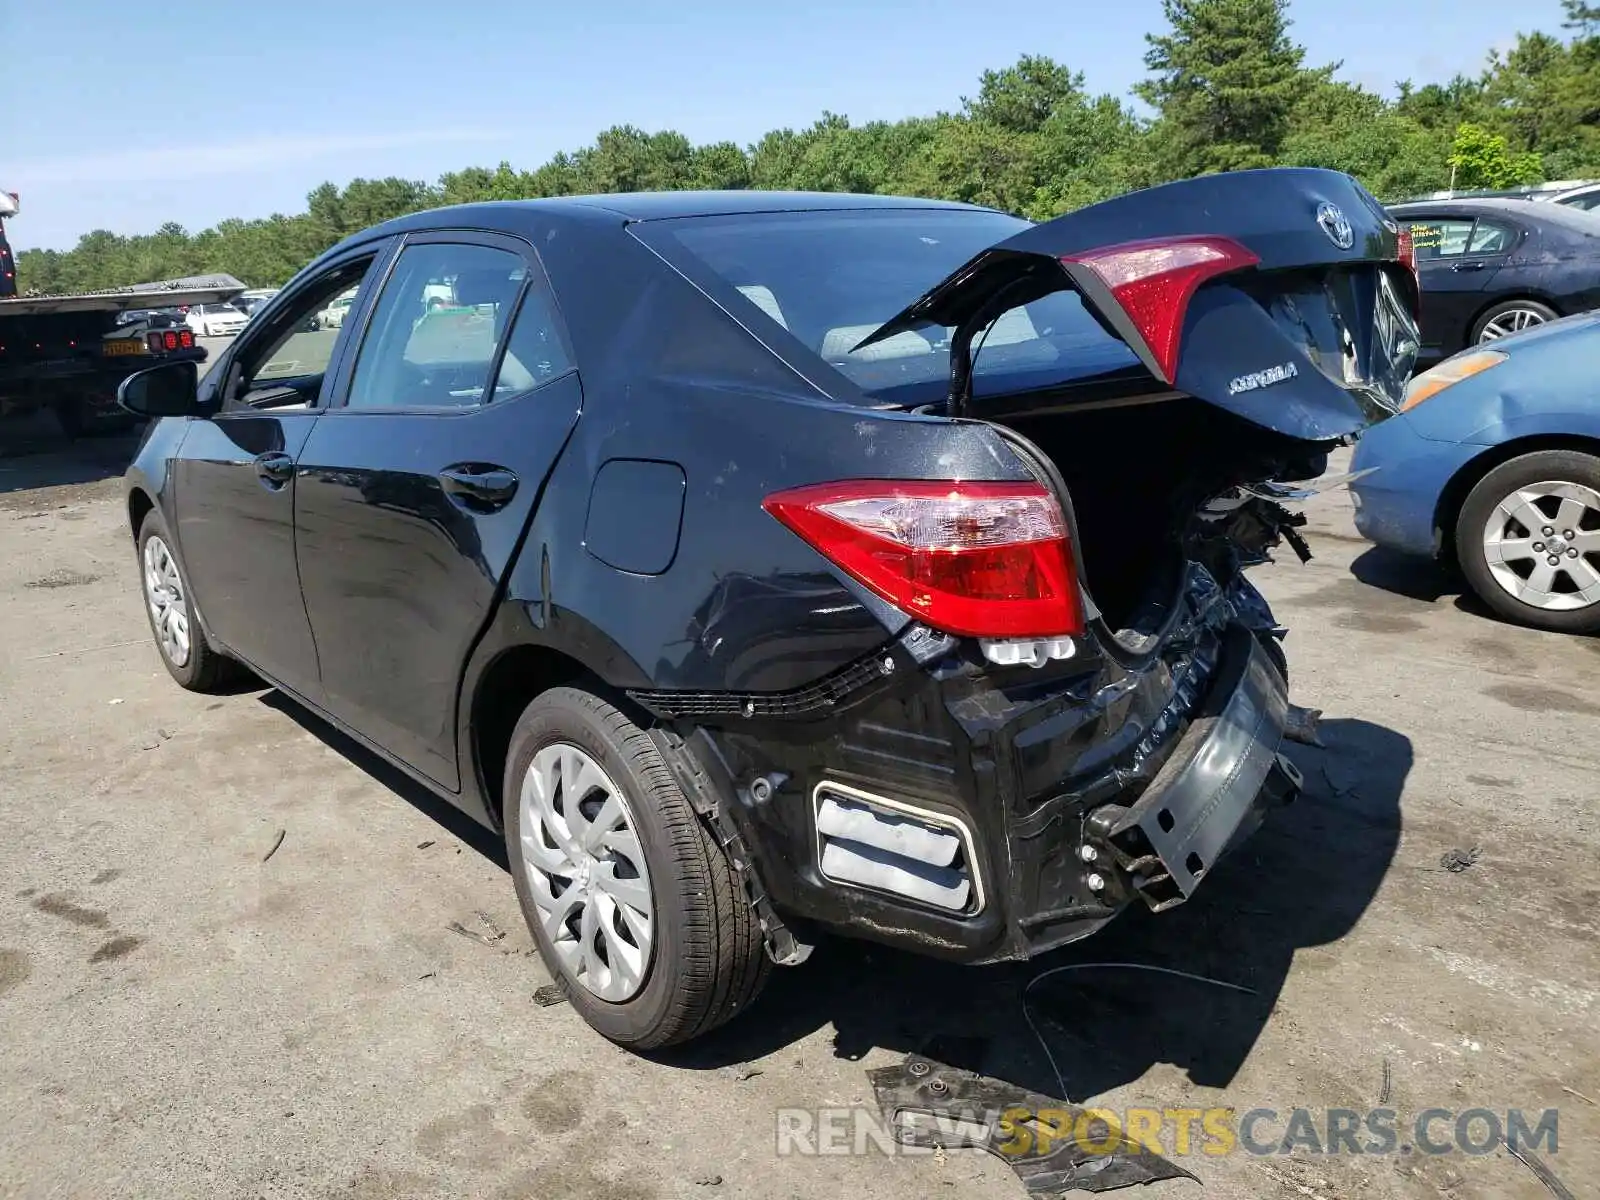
[642,207,1139,404]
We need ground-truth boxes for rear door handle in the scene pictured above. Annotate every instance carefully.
[255,451,295,488]
[439,465,519,511]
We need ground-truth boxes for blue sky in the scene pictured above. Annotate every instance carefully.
[1,0,1575,251]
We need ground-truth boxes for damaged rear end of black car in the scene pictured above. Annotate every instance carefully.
[623,168,1419,984]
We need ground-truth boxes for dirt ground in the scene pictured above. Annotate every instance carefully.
[1,419,1597,1200]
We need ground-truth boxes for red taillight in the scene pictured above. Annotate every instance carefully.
[1395,226,1416,275]
[179,329,194,349]
[762,480,1082,639]
[162,330,179,351]
[1060,236,1259,384]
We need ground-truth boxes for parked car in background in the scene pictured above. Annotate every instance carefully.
[1351,312,1600,633]
[1387,197,1600,364]
[1547,181,1600,213]
[117,169,1416,1050]
[185,302,249,338]
[317,289,357,329]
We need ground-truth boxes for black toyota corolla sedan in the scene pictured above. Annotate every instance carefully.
[119,169,1418,1049]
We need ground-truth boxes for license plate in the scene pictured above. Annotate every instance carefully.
[103,339,145,357]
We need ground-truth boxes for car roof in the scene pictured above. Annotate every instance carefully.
[350,190,993,243]
[1390,195,1600,233]
[1388,197,1544,218]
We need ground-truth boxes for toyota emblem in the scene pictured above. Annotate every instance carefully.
[1317,202,1355,250]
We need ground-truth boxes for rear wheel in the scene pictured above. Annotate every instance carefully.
[504,686,769,1049]
[137,511,240,690]
[1473,299,1557,344]
[1455,450,1600,634]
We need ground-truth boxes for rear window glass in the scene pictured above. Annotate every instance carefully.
[641,208,1139,403]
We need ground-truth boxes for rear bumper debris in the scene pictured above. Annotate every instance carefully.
[654,567,1301,966]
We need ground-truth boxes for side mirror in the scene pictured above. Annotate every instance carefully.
[118,360,200,418]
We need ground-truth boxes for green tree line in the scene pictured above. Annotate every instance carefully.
[18,0,1600,294]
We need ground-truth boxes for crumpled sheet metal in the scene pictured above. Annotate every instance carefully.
[866,1056,1197,1195]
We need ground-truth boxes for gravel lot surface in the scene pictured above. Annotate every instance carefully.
[1,414,1596,1199]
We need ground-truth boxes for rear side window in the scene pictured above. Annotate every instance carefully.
[345,242,528,409]
[1467,220,1516,255]
[641,208,1139,403]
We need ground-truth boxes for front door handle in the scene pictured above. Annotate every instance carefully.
[439,465,519,511]
[1452,261,1487,272]
[255,451,295,488]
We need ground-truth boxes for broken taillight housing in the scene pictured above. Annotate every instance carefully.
[762,480,1082,638]
[1061,236,1261,384]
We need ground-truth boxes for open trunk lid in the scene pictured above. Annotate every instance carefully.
[857,168,1421,442]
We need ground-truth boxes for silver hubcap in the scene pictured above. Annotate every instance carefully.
[142,535,191,666]
[518,743,655,1002]
[1481,480,1600,611]
[1479,307,1548,341]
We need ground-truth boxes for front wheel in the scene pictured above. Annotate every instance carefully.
[137,511,241,690]
[1456,449,1600,634]
[504,686,769,1049]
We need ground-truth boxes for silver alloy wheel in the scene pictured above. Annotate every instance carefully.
[1478,306,1549,341]
[1481,480,1600,611]
[142,534,192,667]
[518,742,655,1002]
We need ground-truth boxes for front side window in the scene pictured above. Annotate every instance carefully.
[1404,219,1475,260]
[344,242,528,409]
[230,255,377,403]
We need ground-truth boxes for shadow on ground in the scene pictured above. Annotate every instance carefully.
[257,690,508,869]
[671,718,1412,1104]
[260,680,1410,1106]
[0,415,142,498]
[1348,545,1503,622]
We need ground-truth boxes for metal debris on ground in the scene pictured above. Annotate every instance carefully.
[262,829,286,863]
[1561,1084,1597,1106]
[692,1173,723,1186]
[1507,1143,1577,1200]
[416,840,436,850]
[473,910,506,941]
[1283,704,1325,747]
[1379,1058,1392,1104]
[139,729,174,751]
[867,1056,1197,1195]
[1022,962,1256,1104]
[446,921,498,947]
[1440,846,1481,873]
[727,1065,763,1082]
[532,984,567,1007]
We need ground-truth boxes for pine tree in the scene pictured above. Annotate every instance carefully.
[1137,0,1331,176]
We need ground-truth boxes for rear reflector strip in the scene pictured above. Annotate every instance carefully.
[814,783,981,915]
[1060,236,1260,385]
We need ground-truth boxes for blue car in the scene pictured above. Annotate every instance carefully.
[1350,311,1600,633]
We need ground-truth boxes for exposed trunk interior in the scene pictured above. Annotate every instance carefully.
[993,395,1329,632]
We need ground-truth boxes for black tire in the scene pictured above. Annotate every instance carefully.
[504,686,770,1049]
[1455,449,1600,634]
[1471,299,1558,345]
[136,509,241,690]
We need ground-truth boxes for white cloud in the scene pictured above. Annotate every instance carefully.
[12,128,510,186]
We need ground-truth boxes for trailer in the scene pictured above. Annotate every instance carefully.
[0,191,246,440]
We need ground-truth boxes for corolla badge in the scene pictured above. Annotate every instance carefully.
[1317,202,1355,250]
[1228,362,1299,396]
